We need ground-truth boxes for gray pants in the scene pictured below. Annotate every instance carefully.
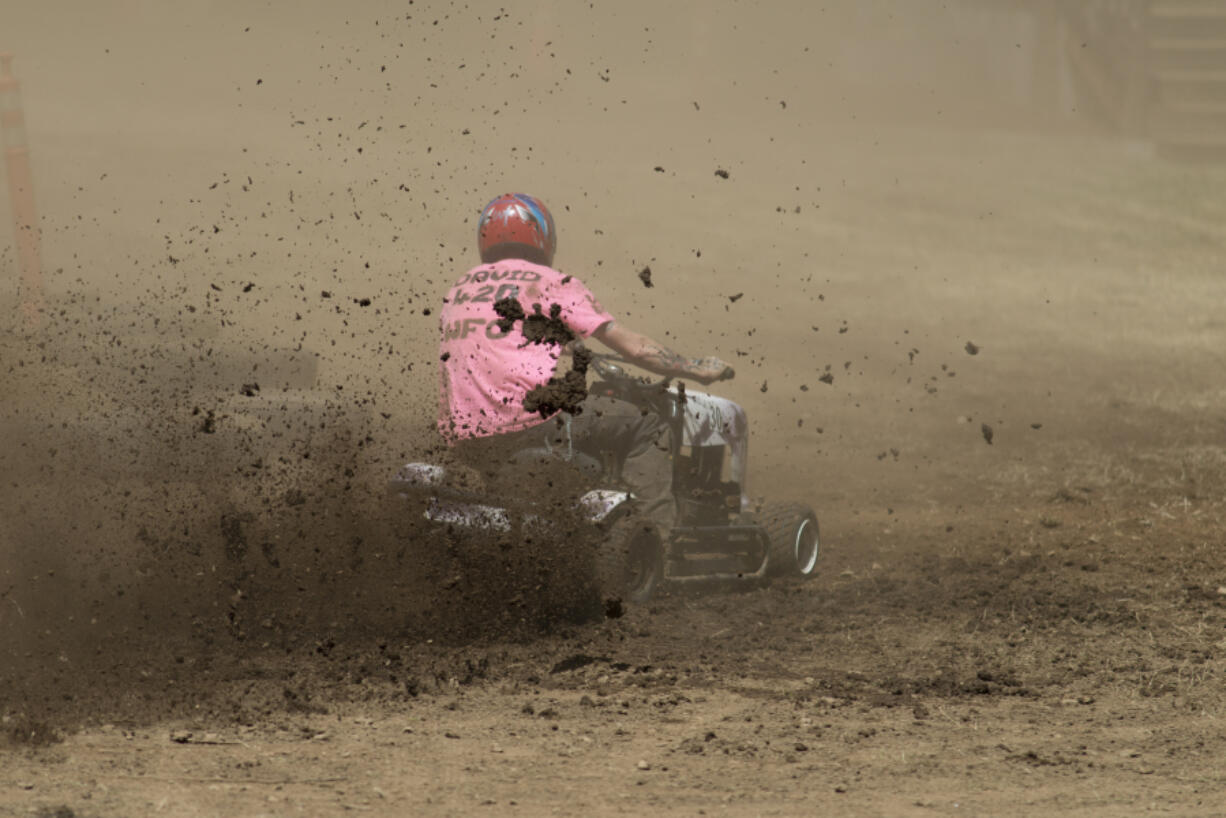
[454,396,675,528]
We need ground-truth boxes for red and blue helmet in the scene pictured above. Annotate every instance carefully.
[477,193,556,266]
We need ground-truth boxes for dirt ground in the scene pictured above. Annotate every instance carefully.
[5,1,1226,816]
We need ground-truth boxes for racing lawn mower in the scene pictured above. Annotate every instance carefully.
[389,353,820,606]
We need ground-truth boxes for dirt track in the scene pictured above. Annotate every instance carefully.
[5,2,1226,816]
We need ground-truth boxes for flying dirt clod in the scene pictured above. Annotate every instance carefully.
[493,298,577,348]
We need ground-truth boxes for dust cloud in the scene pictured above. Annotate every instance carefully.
[2,0,1225,767]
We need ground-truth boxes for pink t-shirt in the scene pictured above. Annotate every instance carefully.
[438,259,613,441]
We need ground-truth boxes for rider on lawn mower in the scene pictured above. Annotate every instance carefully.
[437,193,740,526]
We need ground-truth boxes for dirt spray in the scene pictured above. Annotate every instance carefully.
[0,53,44,329]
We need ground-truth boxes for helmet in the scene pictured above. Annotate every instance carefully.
[477,193,557,266]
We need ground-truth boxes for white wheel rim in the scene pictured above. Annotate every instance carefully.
[794,518,819,575]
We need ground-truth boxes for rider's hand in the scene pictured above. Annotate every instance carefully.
[690,357,735,385]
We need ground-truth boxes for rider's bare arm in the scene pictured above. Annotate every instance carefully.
[592,321,732,385]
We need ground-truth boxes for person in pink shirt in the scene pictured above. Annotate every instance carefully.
[438,193,733,525]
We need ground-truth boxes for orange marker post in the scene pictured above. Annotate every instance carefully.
[0,53,43,329]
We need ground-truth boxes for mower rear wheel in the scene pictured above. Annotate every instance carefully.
[595,516,665,605]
